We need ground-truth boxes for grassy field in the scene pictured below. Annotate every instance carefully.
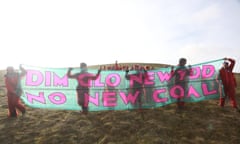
[0,65,240,144]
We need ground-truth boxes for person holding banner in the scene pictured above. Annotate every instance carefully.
[67,62,101,114]
[218,58,239,112]
[4,65,27,117]
[125,65,148,111]
[143,65,155,108]
[170,58,192,110]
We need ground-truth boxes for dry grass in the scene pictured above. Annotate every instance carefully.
[0,66,240,144]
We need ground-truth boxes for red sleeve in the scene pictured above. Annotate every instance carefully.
[5,76,18,94]
[228,58,235,72]
[219,69,225,82]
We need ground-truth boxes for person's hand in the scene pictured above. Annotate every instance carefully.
[142,66,147,72]
[20,64,24,70]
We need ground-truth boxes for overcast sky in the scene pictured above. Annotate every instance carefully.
[1,0,240,72]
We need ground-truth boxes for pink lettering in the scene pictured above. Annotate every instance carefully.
[119,91,140,104]
[106,73,121,87]
[88,92,99,106]
[78,74,91,87]
[103,92,117,107]
[202,83,217,95]
[94,76,104,87]
[177,70,186,81]
[187,85,200,98]
[48,92,66,105]
[189,67,201,79]
[53,73,68,87]
[26,70,43,86]
[129,75,143,87]
[170,85,184,99]
[202,65,215,79]
[156,71,171,82]
[144,72,155,85]
[152,89,168,103]
[45,71,51,86]
[26,70,69,87]
[26,92,46,104]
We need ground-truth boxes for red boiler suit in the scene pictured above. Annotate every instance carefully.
[5,73,26,117]
[219,58,237,108]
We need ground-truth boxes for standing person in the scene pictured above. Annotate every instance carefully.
[5,65,27,117]
[67,63,101,114]
[170,58,192,110]
[218,58,239,112]
[125,65,148,111]
[115,60,120,70]
[143,65,155,108]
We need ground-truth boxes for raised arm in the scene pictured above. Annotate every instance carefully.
[67,68,78,79]
[19,65,27,77]
[227,58,235,72]
[90,68,102,80]
[187,65,193,76]
[143,66,149,80]
[169,66,175,79]
[125,68,130,80]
